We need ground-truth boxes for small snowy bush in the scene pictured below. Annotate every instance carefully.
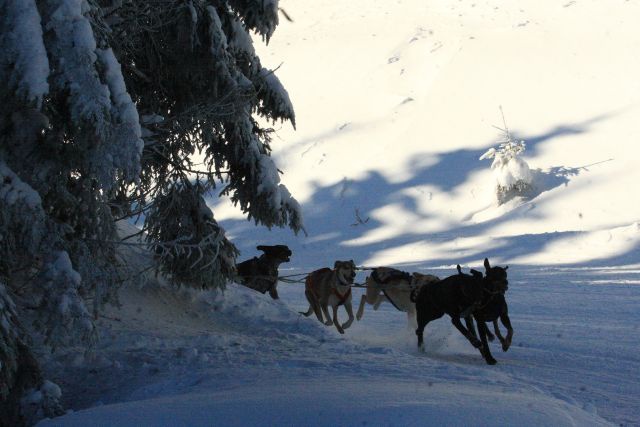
[20,380,64,425]
[480,113,533,203]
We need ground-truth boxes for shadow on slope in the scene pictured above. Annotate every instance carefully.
[215,114,631,270]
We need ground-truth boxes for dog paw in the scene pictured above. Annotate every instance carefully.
[502,343,511,352]
[485,357,498,365]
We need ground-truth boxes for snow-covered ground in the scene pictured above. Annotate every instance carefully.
[39,0,640,426]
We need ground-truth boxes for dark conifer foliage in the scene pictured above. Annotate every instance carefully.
[1,0,300,422]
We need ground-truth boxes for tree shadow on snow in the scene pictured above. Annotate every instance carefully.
[212,112,635,271]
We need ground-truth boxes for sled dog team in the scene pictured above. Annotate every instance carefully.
[236,245,513,365]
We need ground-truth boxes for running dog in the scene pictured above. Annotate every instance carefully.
[356,267,440,328]
[236,245,292,299]
[299,260,357,334]
[456,265,513,360]
[411,258,508,365]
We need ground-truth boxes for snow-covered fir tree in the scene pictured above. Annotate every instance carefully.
[1,0,301,423]
[479,110,533,203]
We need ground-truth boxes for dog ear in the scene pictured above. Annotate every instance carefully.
[256,245,268,252]
[484,258,491,271]
[334,260,340,269]
[505,266,509,270]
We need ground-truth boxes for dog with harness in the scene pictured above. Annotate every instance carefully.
[235,245,292,299]
[411,258,509,365]
[456,264,513,363]
[299,260,357,334]
[356,267,440,328]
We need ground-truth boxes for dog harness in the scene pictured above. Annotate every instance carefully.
[332,286,352,306]
[381,289,403,311]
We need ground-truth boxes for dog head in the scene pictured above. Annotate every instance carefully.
[483,258,509,293]
[334,260,357,285]
[257,245,292,263]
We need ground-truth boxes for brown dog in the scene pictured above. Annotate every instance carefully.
[299,260,357,334]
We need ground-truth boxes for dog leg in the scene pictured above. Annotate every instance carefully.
[299,305,314,317]
[499,311,513,352]
[356,294,367,321]
[415,310,428,352]
[332,305,345,334]
[477,321,497,365]
[341,301,355,330]
[322,304,333,326]
[465,316,479,341]
[268,285,279,300]
[472,316,494,341]
[485,324,496,342]
[492,320,505,344]
[373,294,388,310]
[451,317,481,348]
[308,290,325,323]
[407,305,417,330]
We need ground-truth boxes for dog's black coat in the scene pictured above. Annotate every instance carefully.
[459,266,514,357]
[236,245,292,299]
[411,258,508,365]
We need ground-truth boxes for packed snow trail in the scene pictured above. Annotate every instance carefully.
[39,263,639,426]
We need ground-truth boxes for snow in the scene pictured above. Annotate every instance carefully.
[0,0,50,105]
[96,47,144,180]
[38,0,640,426]
[0,161,43,209]
[45,0,112,130]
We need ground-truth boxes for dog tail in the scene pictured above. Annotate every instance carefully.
[456,264,463,275]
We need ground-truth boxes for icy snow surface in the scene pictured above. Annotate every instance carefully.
[39,0,640,425]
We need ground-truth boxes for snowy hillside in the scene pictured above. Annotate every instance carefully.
[214,0,640,268]
[39,0,640,426]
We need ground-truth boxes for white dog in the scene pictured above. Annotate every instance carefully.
[356,267,440,328]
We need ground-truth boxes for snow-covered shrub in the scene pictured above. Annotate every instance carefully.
[479,115,533,203]
[20,380,64,426]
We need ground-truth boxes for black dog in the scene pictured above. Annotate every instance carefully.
[236,245,292,299]
[411,258,508,365]
[457,264,513,365]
